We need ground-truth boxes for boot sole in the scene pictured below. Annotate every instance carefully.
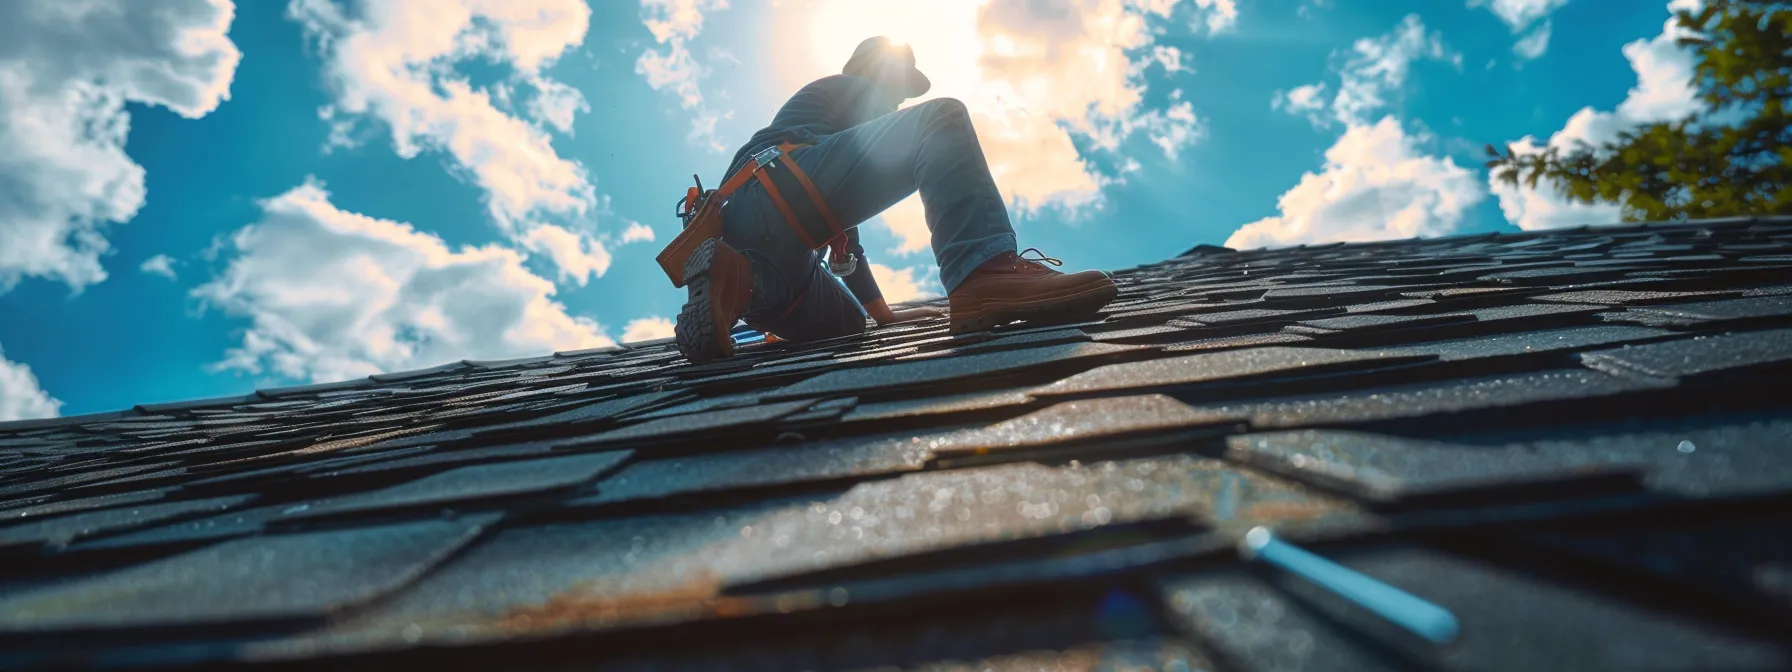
[675,239,753,363]
[948,276,1118,334]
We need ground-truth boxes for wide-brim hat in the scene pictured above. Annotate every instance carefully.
[842,36,930,98]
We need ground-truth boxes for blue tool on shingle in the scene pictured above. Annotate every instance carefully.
[1238,526,1460,645]
[730,326,766,346]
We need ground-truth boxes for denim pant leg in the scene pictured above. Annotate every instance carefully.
[721,182,867,342]
[747,263,869,342]
[792,98,1018,292]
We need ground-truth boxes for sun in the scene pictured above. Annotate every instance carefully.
[770,0,987,101]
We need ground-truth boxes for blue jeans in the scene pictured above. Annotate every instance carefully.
[721,98,1018,341]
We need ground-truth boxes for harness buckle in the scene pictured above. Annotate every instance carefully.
[751,145,783,168]
[827,252,858,277]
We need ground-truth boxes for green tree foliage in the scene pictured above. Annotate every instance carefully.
[1486,1,1791,220]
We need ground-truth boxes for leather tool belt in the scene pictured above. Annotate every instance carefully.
[657,143,853,288]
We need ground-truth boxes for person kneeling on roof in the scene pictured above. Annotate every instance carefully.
[659,36,1119,363]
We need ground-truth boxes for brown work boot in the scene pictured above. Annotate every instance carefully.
[675,238,755,363]
[947,248,1118,333]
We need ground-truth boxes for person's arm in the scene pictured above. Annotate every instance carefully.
[838,228,885,312]
[839,230,945,325]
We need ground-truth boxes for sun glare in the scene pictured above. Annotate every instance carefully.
[772,0,987,101]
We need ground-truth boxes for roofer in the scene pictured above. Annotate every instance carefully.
[658,37,1119,363]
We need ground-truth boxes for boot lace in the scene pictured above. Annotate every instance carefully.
[1017,248,1063,267]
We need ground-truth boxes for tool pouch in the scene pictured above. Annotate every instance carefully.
[657,143,842,288]
[657,191,723,287]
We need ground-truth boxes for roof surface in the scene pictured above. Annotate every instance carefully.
[2,217,1790,671]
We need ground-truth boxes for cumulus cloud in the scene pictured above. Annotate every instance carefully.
[777,0,1209,256]
[0,345,62,422]
[289,0,603,253]
[1470,0,1569,59]
[140,254,178,280]
[1189,0,1240,34]
[518,224,614,287]
[878,196,933,257]
[975,0,1205,162]
[1278,14,1455,129]
[869,263,941,304]
[620,316,676,343]
[1152,45,1189,73]
[636,0,733,151]
[1235,17,1484,248]
[1468,0,1570,32]
[1226,117,1484,249]
[0,0,240,294]
[528,77,590,135]
[193,180,613,384]
[1512,20,1553,60]
[1489,1,1705,230]
[1126,92,1204,162]
[622,222,657,243]
[1273,83,1328,119]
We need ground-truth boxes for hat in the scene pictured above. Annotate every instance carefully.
[842,36,930,98]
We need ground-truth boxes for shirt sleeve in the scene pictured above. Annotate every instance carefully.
[838,228,883,305]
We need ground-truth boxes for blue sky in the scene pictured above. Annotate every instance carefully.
[0,0,1708,418]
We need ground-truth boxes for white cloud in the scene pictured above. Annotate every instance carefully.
[1274,83,1329,120]
[869,263,941,304]
[0,0,240,294]
[1332,14,1453,128]
[1275,14,1453,129]
[1513,19,1552,60]
[1239,15,1482,248]
[776,0,1210,256]
[289,0,599,241]
[620,316,676,343]
[1487,138,1623,231]
[1142,97,1203,162]
[642,0,726,43]
[636,0,732,151]
[1468,0,1570,32]
[518,224,612,287]
[878,195,933,257]
[1152,45,1189,73]
[193,180,613,384]
[528,77,589,134]
[1226,117,1485,249]
[621,222,657,243]
[140,254,178,280]
[1489,1,1705,230]
[1470,0,1569,59]
[0,345,62,422]
[637,37,706,109]
[1190,0,1240,34]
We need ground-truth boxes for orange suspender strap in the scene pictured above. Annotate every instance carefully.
[772,147,854,267]
[716,154,762,198]
[657,143,825,288]
[664,141,852,285]
[710,140,803,204]
[777,147,842,238]
[753,167,820,250]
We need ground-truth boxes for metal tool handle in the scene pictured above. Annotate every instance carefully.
[1239,527,1460,644]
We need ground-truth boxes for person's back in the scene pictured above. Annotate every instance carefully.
[721,74,897,182]
[664,37,1119,363]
